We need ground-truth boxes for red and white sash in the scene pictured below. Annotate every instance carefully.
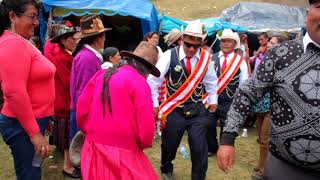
[202,53,243,103]
[159,49,211,129]
[217,53,243,94]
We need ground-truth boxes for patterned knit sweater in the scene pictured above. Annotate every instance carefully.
[221,38,320,171]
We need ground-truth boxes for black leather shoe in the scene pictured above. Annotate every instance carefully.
[62,169,81,178]
[162,172,174,180]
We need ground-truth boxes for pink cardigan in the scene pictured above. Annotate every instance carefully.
[0,31,55,137]
[77,65,157,179]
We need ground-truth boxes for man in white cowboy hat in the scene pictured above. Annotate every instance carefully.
[206,29,249,156]
[148,21,218,180]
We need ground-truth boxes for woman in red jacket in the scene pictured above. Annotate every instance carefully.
[44,21,80,178]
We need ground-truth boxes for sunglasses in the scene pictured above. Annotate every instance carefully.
[183,41,201,49]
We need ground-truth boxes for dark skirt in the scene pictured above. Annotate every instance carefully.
[51,116,70,151]
[264,152,320,180]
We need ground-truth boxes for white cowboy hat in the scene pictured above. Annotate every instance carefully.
[216,29,240,48]
[234,32,241,49]
[182,21,207,40]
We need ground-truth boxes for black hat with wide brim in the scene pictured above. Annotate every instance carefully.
[120,41,160,77]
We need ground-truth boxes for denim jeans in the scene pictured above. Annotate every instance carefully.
[69,110,79,140]
[0,114,50,180]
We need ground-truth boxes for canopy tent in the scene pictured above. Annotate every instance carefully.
[160,15,248,36]
[40,0,160,47]
[219,2,306,34]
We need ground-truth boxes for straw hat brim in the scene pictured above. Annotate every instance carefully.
[216,34,236,41]
[73,27,112,39]
[168,34,182,46]
[182,31,207,40]
[120,51,160,77]
[69,131,85,168]
[50,31,77,43]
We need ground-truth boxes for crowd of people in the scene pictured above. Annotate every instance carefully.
[0,0,319,180]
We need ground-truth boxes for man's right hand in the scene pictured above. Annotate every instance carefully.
[217,145,235,173]
[30,133,50,159]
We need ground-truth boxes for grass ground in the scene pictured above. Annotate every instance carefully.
[0,127,259,180]
[153,0,308,20]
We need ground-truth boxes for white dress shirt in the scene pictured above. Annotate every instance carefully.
[218,51,249,86]
[148,46,218,107]
[303,32,320,53]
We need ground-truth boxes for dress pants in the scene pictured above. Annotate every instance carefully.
[206,112,218,154]
[161,105,213,180]
[206,102,230,153]
[0,114,50,180]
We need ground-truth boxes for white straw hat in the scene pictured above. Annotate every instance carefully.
[217,29,240,49]
[182,21,207,40]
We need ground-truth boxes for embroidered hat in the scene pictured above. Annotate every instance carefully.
[69,131,85,168]
[73,14,111,39]
[182,21,207,40]
[50,21,78,43]
[120,41,160,77]
[164,28,182,46]
[216,29,240,49]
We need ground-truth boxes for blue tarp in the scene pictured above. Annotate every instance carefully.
[40,0,159,44]
[160,15,248,36]
[220,2,306,31]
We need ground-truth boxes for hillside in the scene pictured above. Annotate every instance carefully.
[154,0,308,20]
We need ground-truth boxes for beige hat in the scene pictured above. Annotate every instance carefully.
[73,14,111,39]
[164,28,182,46]
[234,32,241,49]
[217,29,240,49]
[120,41,160,77]
[69,131,85,168]
[182,21,207,40]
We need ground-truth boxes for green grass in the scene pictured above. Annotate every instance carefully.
[0,127,259,180]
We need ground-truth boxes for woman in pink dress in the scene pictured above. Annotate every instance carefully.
[76,41,160,180]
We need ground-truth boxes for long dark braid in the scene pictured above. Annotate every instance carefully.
[101,61,126,116]
[101,57,150,116]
